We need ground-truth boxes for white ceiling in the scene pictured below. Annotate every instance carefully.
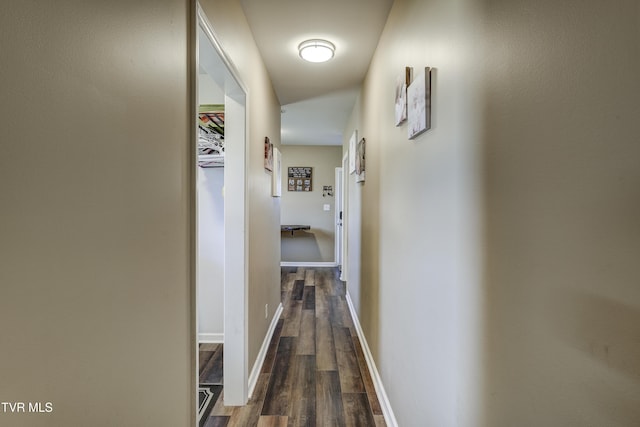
[240,0,394,145]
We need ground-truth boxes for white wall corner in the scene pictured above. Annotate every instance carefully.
[198,333,224,344]
[248,302,284,398]
[345,291,398,427]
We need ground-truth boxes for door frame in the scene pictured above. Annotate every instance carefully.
[335,166,343,272]
[195,3,249,407]
[339,153,349,280]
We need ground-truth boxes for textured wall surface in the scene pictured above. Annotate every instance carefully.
[345,0,640,425]
[0,1,193,425]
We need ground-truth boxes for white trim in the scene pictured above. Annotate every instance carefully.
[197,3,249,406]
[196,4,248,95]
[340,153,349,281]
[334,167,343,276]
[248,303,284,398]
[345,292,398,427]
[280,261,337,268]
[198,333,224,343]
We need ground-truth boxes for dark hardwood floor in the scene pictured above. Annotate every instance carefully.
[200,343,224,385]
[200,267,385,427]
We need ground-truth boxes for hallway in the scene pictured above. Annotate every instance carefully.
[203,267,385,426]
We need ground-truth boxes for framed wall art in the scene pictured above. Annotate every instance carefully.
[395,67,412,126]
[355,137,365,183]
[407,67,432,139]
[349,130,357,174]
[264,136,273,171]
[271,146,282,197]
[288,166,312,192]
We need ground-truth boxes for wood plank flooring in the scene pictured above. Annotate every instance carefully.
[201,267,385,427]
[200,343,224,385]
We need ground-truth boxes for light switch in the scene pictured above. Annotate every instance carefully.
[323,204,331,211]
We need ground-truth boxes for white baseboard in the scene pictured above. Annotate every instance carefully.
[198,333,224,343]
[345,292,398,427]
[280,261,337,267]
[248,302,284,398]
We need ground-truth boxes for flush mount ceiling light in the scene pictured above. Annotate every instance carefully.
[298,39,335,63]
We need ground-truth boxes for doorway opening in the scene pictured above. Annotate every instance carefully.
[337,152,349,281]
[195,3,249,411]
[335,165,344,278]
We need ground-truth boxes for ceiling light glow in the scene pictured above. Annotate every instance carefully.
[298,39,335,63]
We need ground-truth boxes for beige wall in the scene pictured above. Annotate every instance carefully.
[200,0,282,372]
[280,145,342,263]
[480,0,640,425]
[346,0,640,426]
[0,1,193,426]
[0,0,282,424]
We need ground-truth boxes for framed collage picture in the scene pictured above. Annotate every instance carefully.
[287,167,312,192]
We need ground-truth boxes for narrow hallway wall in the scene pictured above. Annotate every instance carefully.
[345,0,640,426]
[480,0,640,425]
[0,1,193,425]
[344,0,484,424]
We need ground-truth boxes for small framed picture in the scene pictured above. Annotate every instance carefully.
[271,146,282,197]
[349,130,357,174]
[264,137,273,171]
[395,67,412,126]
[355,138,365,183]
[288,167,312,191]
[407,67,432,139]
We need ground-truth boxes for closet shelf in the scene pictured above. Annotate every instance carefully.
[198,154,224,168]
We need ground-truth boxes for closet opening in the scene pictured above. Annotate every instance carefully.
[195,5,249,422]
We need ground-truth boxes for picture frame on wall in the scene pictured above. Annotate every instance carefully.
[394,67,412,126]
[349,130,357,174]
[407,67,432,139]
[355,137,365,183]
[288,167,313,191]
[271,147,282,197]
[264,136,273,171]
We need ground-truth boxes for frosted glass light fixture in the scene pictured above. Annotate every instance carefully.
[298,39,335,63]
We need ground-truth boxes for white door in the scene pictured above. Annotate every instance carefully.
[337,154,349,281]
[335,167,343,273]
